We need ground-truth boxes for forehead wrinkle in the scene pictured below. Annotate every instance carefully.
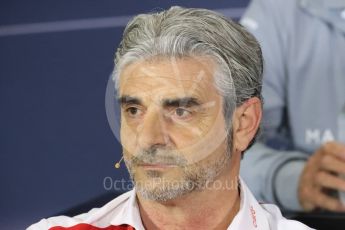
[119,58,219,104]
[128,60,213,82]
[137,65,158,78]
[120,57,216,85]
[122,78,217,109]
[124,75,214,94]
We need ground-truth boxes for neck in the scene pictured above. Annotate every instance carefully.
[137,152,241,230]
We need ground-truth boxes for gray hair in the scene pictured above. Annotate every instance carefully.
[113,6,263,150]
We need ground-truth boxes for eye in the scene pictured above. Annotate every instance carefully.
[172,108,192,120]
[125,107,143,118]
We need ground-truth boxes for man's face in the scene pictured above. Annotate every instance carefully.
[118,57,231,201]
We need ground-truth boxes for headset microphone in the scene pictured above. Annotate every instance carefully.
[115,156,124,169]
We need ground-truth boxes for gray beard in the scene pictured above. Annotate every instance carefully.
[125,146,231,202]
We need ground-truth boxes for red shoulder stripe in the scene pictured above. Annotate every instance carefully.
[49,223,135,230]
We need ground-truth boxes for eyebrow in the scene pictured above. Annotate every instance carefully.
[118,95,142,106]
[162,97,201,108]
[118,95,201,108]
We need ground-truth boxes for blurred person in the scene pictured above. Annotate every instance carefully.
[27,6,311,230]
[240,0,345,212]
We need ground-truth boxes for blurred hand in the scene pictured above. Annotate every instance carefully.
[298,141,345,212]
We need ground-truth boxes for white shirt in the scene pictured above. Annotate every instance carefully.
[27,178,313,230]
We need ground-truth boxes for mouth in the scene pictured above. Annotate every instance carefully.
[139,163,178,170]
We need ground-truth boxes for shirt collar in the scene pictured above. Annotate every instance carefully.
[228,178,270,230]
[110,178,269,230]
[110,188,146,230]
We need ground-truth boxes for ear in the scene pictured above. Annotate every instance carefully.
[232,97,262,152]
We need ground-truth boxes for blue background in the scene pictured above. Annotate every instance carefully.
[0,1,250,229]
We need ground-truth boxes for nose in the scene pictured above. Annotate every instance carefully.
[137,107,170,149]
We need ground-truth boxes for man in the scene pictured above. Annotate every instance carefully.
[240,0,345,212]
[28,6,311,229]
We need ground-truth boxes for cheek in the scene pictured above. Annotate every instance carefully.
[170,110,222,149]
[174,114,228,164]
[120,121,138,154]
[169,125,202,148]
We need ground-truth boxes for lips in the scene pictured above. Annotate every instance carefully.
[139,163,178,170]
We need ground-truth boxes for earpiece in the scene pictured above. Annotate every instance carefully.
[114,156,124,169]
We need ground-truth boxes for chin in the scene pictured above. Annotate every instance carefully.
[135,178,194,202]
